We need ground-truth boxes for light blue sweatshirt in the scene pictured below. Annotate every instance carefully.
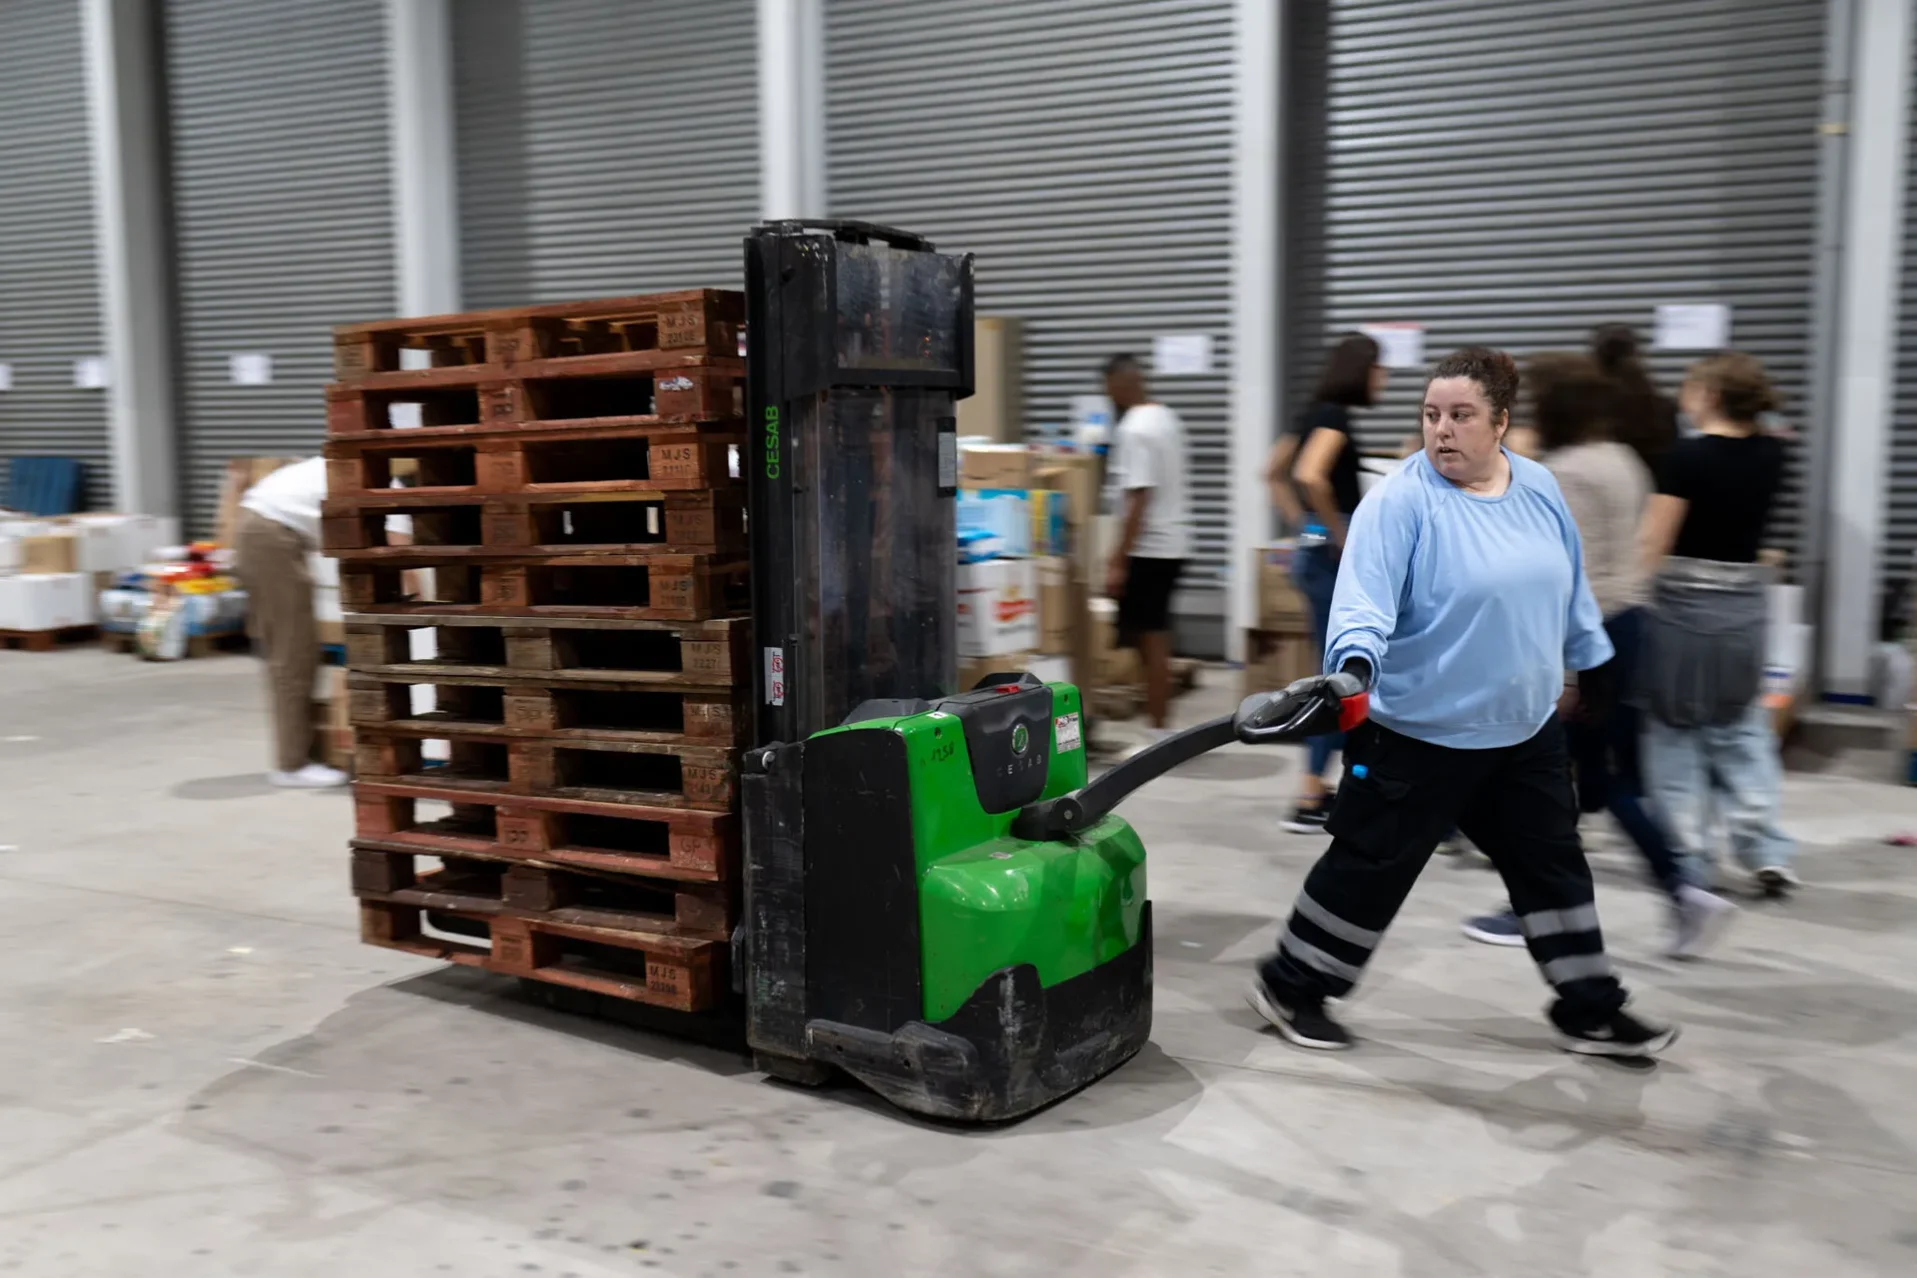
[1325,448,1614,749]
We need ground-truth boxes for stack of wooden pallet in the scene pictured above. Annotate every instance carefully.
[322,289,750,1014]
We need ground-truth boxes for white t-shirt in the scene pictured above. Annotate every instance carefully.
[240,456,326,545]
[1110,402,1191,559]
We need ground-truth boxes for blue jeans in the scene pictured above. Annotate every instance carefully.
[1566,609,1690,900]
[1290,544,1342,779]
[1644,700,1794,882]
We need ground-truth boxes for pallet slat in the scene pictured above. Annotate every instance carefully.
[319,489,746,559]
[351,780,734,881]
[357,899,721,1012]
[323,422,741,499]
[324,359,745,435]
[333,289,743,381]
[352,726,738,811]
[337,554,749,622]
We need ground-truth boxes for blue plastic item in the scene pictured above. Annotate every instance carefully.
[4,457,84,516]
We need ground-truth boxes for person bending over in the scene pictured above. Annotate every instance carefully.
[1247,347,1676,1058]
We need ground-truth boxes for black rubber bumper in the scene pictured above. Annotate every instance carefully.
[800,902,1154,1123]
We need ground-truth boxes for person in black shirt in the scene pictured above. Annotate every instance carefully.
[1638,352,1797,895]
[1264,332,1385,831]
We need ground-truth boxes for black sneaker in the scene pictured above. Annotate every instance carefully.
[1555,1008,1679,1058]
[1282,803,1329,834]
[1247,978,1352,1050]
[1755,865,1801,898]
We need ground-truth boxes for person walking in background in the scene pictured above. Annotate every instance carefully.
[1592,322,1680,472]
[1461,354,1736,958]
[1248,347,1675,1057]
[1264,332,1387,831]
[1103,354,1192,745]
[233,457,348,789]
[1637,353,1797,896]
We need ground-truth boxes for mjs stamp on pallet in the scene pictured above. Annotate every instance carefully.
[734,221,1363,1121]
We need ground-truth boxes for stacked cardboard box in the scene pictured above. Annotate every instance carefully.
[1243,541,1321,697]
[324,289,750,1014]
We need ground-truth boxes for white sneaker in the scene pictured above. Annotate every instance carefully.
[1668,885,1736,960]
[270,762,350,789]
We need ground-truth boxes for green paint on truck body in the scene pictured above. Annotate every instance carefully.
[814,682,1147,1022]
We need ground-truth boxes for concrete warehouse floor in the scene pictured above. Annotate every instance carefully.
[4,650,1917,1277]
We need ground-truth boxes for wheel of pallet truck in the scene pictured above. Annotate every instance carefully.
[755,1051,835,1087]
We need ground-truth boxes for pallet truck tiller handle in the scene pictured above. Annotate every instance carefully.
[1011,673,1370,841]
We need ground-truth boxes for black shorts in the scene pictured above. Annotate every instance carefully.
[1117,556,1184,646]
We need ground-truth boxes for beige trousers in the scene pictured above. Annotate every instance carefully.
[234,509,317,772]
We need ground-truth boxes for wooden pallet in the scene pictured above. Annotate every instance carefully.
[338,552,749,622]
[358,896,722,1012]
[334,289,743,381]
[0,624,100,653]
[351,847,733,938]
[344,612,747,685]
[319,489,745,559]
[351,779,734,880]
[346,671,746,746]
[322,419,740,499]
[324,354,745,436]
[353,726,738,810]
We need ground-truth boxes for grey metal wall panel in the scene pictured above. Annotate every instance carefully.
[454,0,759,308]
[826,0,1237,585]
[1891,32,1917,597]
[0,0,109,508]
[1306,0,1824,554]
[165,0,394,534]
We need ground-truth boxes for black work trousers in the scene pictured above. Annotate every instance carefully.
[1262,716,1628,1033]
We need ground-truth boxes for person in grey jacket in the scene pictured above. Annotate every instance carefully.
[1462,355,1735,958]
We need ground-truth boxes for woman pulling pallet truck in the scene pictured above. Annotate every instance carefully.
[1250,347,1678,1058]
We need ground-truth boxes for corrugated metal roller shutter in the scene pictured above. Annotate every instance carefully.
[454,0,759,308]
[826,0,1236,593]
[0,0,109,508]
[165,0,394,535]
[1890,38,1917,597]
[1310,0,1824,555]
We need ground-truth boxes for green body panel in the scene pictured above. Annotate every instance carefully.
[815,682,1147,1023]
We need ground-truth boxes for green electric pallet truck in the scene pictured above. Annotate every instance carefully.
[738,221,1363,1121]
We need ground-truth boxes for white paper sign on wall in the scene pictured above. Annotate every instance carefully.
[1360,323,1426,370]
[229,353,274,385]
[1653,303,1730,351]
[1152,333,1213,376]
[73,357,109,389]
[0,363,12,392]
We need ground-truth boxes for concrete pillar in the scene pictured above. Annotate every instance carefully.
[1824,0,1913,697]
[81,0,179,518]
[1227,0,1282,663]
[758,0,827,220]
[386,0,460,316]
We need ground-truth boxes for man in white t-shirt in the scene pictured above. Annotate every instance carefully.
[237,457,348,788]
[1103,353,1191,736]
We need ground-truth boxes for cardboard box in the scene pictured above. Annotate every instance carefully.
[957,489,1033,560]
[960,444,1032,491]
[21,534,78,576]
[0,573,95,631]
[957,557,1039,657]
[1242,627,1320,698]
[1038,556,1073,654]
[955,316,1024,444]
[1253,541,1313,629]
